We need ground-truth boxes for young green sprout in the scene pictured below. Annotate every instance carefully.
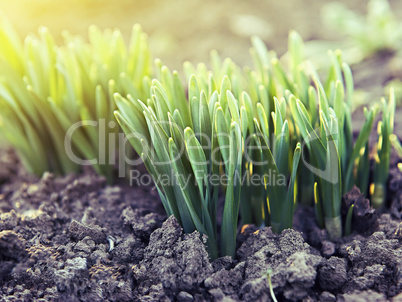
[252,98,301,233]
[371,90,396,209]
[390,134,402,159]
[289,80,343,240]
[266,268,278,302]
[344,204,354,236]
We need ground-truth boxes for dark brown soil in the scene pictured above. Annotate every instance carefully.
[0,146,401,301]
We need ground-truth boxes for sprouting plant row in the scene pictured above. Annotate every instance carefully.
[115,32,396,257]
[0,15,397,259]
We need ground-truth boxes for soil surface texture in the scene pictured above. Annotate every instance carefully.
[0,147,402,301]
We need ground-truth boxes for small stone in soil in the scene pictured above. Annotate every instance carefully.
[68,220,106,243]
[0,230,27,260]
[318,257,348,292]
[321,240,336,258]
[337,289,387,302]
[320,291,337,302]
[177,291,194,302]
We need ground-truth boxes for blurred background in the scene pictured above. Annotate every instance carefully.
[3,0,401,70]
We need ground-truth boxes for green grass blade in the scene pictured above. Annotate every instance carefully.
[220,121,242,257]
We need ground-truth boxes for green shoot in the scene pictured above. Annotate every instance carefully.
[371,90,396,208]
[345,204,354,236]
[390,134,402,158]
[266,268,278,302]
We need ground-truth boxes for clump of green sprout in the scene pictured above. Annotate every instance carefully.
[289,76,379,239]
[116,31,397,255]
[115,70,243,259]
[286,50,380,239]
[0,14,397,258]
[181,34,303,232]
[254,31,392,239]
[115,63,302,258]
[0,15,152,181]
[245,33,396,240]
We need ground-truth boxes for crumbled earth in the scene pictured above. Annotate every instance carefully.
[0,148,402,301]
